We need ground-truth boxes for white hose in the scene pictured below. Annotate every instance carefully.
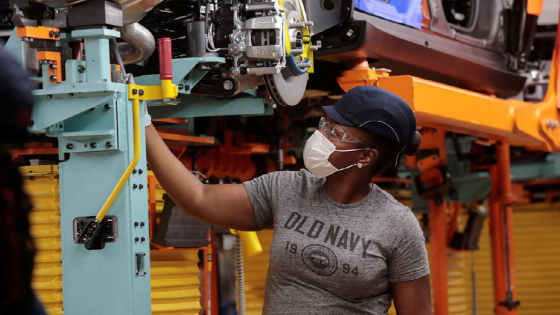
[235,233,246,315]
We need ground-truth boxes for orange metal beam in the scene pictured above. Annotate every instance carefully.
[489,142,518,315]
[337,24,560,152]
[147,175,158,241]
[17,26,60,40]
[375,76,560,149]
[446,203,462,246]
[527,0,544,16]
[429,199,449,315]
[11,148,58,160]
[153,118,187,124]
[37,51,62,83]
[156,127,215,146]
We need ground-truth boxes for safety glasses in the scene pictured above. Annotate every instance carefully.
[318,117,368,145]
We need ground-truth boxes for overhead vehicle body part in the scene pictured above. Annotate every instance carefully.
[310,0,547,97]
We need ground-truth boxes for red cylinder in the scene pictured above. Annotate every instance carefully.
[158,37,173,80]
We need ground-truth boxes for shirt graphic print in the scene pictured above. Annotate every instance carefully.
[243,169,430,315]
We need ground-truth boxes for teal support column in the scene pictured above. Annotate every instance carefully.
[72,29,119,83]
[5,28,26,67]
[17,28,154,315]
[58,90,152,315]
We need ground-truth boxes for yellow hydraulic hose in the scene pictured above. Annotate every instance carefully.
[96,98,141,221]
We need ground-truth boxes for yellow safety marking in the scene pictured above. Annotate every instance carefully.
[278,0,291,55]
[128,83,178,101]
[95,97,141,222]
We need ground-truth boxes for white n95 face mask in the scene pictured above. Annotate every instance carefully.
[303,130,370,179]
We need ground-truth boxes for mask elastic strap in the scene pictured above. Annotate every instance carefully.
[334,148,370,171]
[338,163,357,171]
[334,148,371,152]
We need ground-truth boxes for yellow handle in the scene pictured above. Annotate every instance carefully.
[96,98,141,221]
[239,231,263,257]
[161,79,176,99]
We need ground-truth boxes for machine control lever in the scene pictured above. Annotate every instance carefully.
[74,216,118,250]
[158,37,173,80]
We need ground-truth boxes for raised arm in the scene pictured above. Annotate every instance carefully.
[145,124,259,231]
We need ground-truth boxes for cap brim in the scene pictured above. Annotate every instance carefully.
[322,105,354,126]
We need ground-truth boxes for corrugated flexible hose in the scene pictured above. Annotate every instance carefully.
[235,233,246,315]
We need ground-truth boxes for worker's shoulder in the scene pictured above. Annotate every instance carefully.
[371,184,411,217]
[260,169,318,185]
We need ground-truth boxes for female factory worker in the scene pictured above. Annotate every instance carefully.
[145,85,432,315]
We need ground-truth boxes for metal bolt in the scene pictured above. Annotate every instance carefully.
[143,253,146,256]
[134,222,139,227]
[178,84,184,90]
[49,31,55,38]
[49,64,57,70]
[223,80,234,91]
[139,184,144,189]
[140,222,145,227]
[133,184,138,189]
[141,237,145,242]
[102,79,107,82]
[185,85,190,91]
[47,95,52,98]
[50,75,58,81]
[84,143,88,148]
[68,93,74,97]
[132,89,138,95]
[135,237,139,242]
[104,103,113,109]
[133,169,137,174]
[143,272,146,275]
[139,89,144,96]
[138,169,143,174]
[106,236,113,240]
[90,142,97,148]
[91,223,97,229]
[66,143,73,150]
[77,65,85,73]
[28,120,35,127]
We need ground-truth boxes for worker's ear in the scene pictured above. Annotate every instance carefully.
[358,148,378,166]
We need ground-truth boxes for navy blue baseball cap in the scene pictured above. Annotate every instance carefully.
[323,86,416,146]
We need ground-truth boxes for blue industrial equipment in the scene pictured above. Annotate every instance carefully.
[354,0,424,29]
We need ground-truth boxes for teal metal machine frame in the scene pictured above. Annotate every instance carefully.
[6,26,272,314]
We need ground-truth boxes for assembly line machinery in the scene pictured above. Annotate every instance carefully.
[3,0,560,314]
[4,0,314,313]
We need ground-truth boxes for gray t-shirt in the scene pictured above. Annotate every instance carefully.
[243,169,430,315]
